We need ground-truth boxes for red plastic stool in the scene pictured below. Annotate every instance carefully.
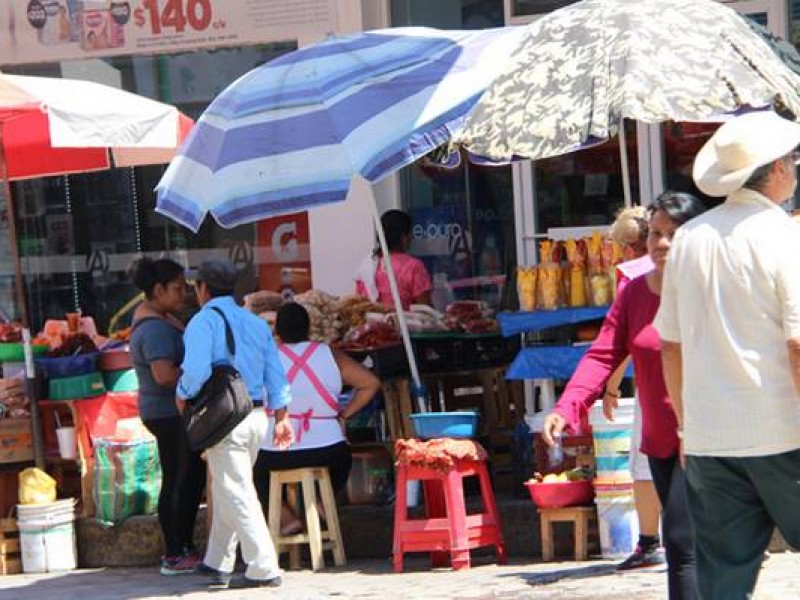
[392,458,508,572]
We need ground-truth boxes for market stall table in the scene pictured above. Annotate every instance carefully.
[40,392,139,517]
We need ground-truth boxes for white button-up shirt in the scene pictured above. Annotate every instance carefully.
[654,188,800,457]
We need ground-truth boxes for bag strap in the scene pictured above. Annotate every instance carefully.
[209,307,236,358]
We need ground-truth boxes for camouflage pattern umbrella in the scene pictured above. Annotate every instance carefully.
[454,0,800,163]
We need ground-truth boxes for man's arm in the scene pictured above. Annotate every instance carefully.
[661,341,684,428]
[176,315,214,401]
[261,323,291,411]
[787,339,800,400]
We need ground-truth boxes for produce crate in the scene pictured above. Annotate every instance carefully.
[462,335,519,370]
[413,334,519,374]
[0,518,21,575]
[0,418,33,464]
[345,344,409,379]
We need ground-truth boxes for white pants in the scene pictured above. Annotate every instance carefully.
[629,400,653,481]
[204,409,281,580]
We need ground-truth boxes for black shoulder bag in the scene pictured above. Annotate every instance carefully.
[183,307,253,451]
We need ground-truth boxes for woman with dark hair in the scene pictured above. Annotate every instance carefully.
[254,302,380,534]
[355,209,432,309]
[129,257,205,575]
[543,192,707,600]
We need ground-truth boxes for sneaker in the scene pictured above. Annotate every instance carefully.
[160,554,201,576]
[193,562,233,588]
[616,544,666,571]
[229,575,282,589]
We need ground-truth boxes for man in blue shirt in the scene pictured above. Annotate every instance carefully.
[177,259,293,589]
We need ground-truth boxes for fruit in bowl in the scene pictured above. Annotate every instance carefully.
[525,467,595,508]
[527,467,592,485]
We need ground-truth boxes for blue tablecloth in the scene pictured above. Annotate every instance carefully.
[497,307,609,337]
[505,345,633,380]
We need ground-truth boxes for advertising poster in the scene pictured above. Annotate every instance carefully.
[1,0,337,66]
[256,212,312,299]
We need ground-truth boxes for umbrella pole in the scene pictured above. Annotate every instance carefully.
[619,117,633,208]
[0,124,45,469]
[368,199,427,413]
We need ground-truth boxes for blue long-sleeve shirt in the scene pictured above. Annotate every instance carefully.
[177,297,291,410]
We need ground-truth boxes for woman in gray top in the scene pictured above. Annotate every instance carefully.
[130,258,205,575]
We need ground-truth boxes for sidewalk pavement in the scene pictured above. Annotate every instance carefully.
[1,553,798,599]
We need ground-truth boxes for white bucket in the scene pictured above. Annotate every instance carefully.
[56,427,77,460]
[590,398,635,480]
[17,498,77,573]
[594,490,638,558]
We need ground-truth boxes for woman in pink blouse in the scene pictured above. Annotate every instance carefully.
[543,192,707,600]
[355,210,432,310]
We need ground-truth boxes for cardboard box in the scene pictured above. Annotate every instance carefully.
[0,419,34,464]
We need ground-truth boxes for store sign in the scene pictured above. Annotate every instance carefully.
[256,213,311,295]
[0,0,336,66]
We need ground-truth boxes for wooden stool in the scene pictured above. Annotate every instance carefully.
[539,506,595,562]
[393,459,508,572]
[267,467,346,571]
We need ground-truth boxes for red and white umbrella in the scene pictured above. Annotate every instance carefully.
[0,72,193,180]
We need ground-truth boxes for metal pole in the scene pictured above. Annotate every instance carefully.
[619,117,633,208]
[0,124,45,468]
[368,199,427,413]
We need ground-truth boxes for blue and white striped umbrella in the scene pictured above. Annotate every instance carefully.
[155,26,526,232]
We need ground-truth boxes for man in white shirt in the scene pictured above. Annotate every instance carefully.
[654,111,800,599]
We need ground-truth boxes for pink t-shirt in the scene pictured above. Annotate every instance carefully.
[356,252,431,311]
[554,274,679,459]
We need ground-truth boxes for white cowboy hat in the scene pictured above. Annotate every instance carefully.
[693,111,800,197]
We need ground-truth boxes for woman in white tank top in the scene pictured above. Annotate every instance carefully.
[254,303,380,535]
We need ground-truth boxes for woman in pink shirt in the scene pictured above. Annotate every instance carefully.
[355,210,432,310]
[543,192,707,600]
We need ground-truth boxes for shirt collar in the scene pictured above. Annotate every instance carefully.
[204,296,236,310]
[728,188,788,214]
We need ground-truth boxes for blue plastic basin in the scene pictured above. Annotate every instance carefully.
[36,353,99,378]
[410,411,479,440]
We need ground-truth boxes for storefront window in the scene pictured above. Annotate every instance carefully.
[508,0,579,18]
[392,0,510,310]
[6,42,299,332]
[400,158,514,310]
[662,121,720,207]
[392,0,504,30]
[533,124,640,236]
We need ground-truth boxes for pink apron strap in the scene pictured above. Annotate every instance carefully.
[279,342,340,413]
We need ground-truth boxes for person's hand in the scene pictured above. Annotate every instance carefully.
[542,412,567,446]
[273,414,295,450]
[602,391,619,421]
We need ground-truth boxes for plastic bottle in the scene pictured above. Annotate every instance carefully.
[548,433,564,468]
[430,272,453,312]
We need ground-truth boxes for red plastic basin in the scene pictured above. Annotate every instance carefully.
[525,479,595,509]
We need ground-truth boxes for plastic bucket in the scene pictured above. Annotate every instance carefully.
[594,483,638,558]
[17,499,77,573]
[590,398,635,480]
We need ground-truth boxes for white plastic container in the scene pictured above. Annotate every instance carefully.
[17,498,77,573]
[590,398,635,480]
[594,484,638,558]
[56,427,77,459]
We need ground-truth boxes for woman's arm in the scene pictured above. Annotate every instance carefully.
[332,349,380,421]
[412,290,433,306]
[150,359,181,387]
[544,286,633,443]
